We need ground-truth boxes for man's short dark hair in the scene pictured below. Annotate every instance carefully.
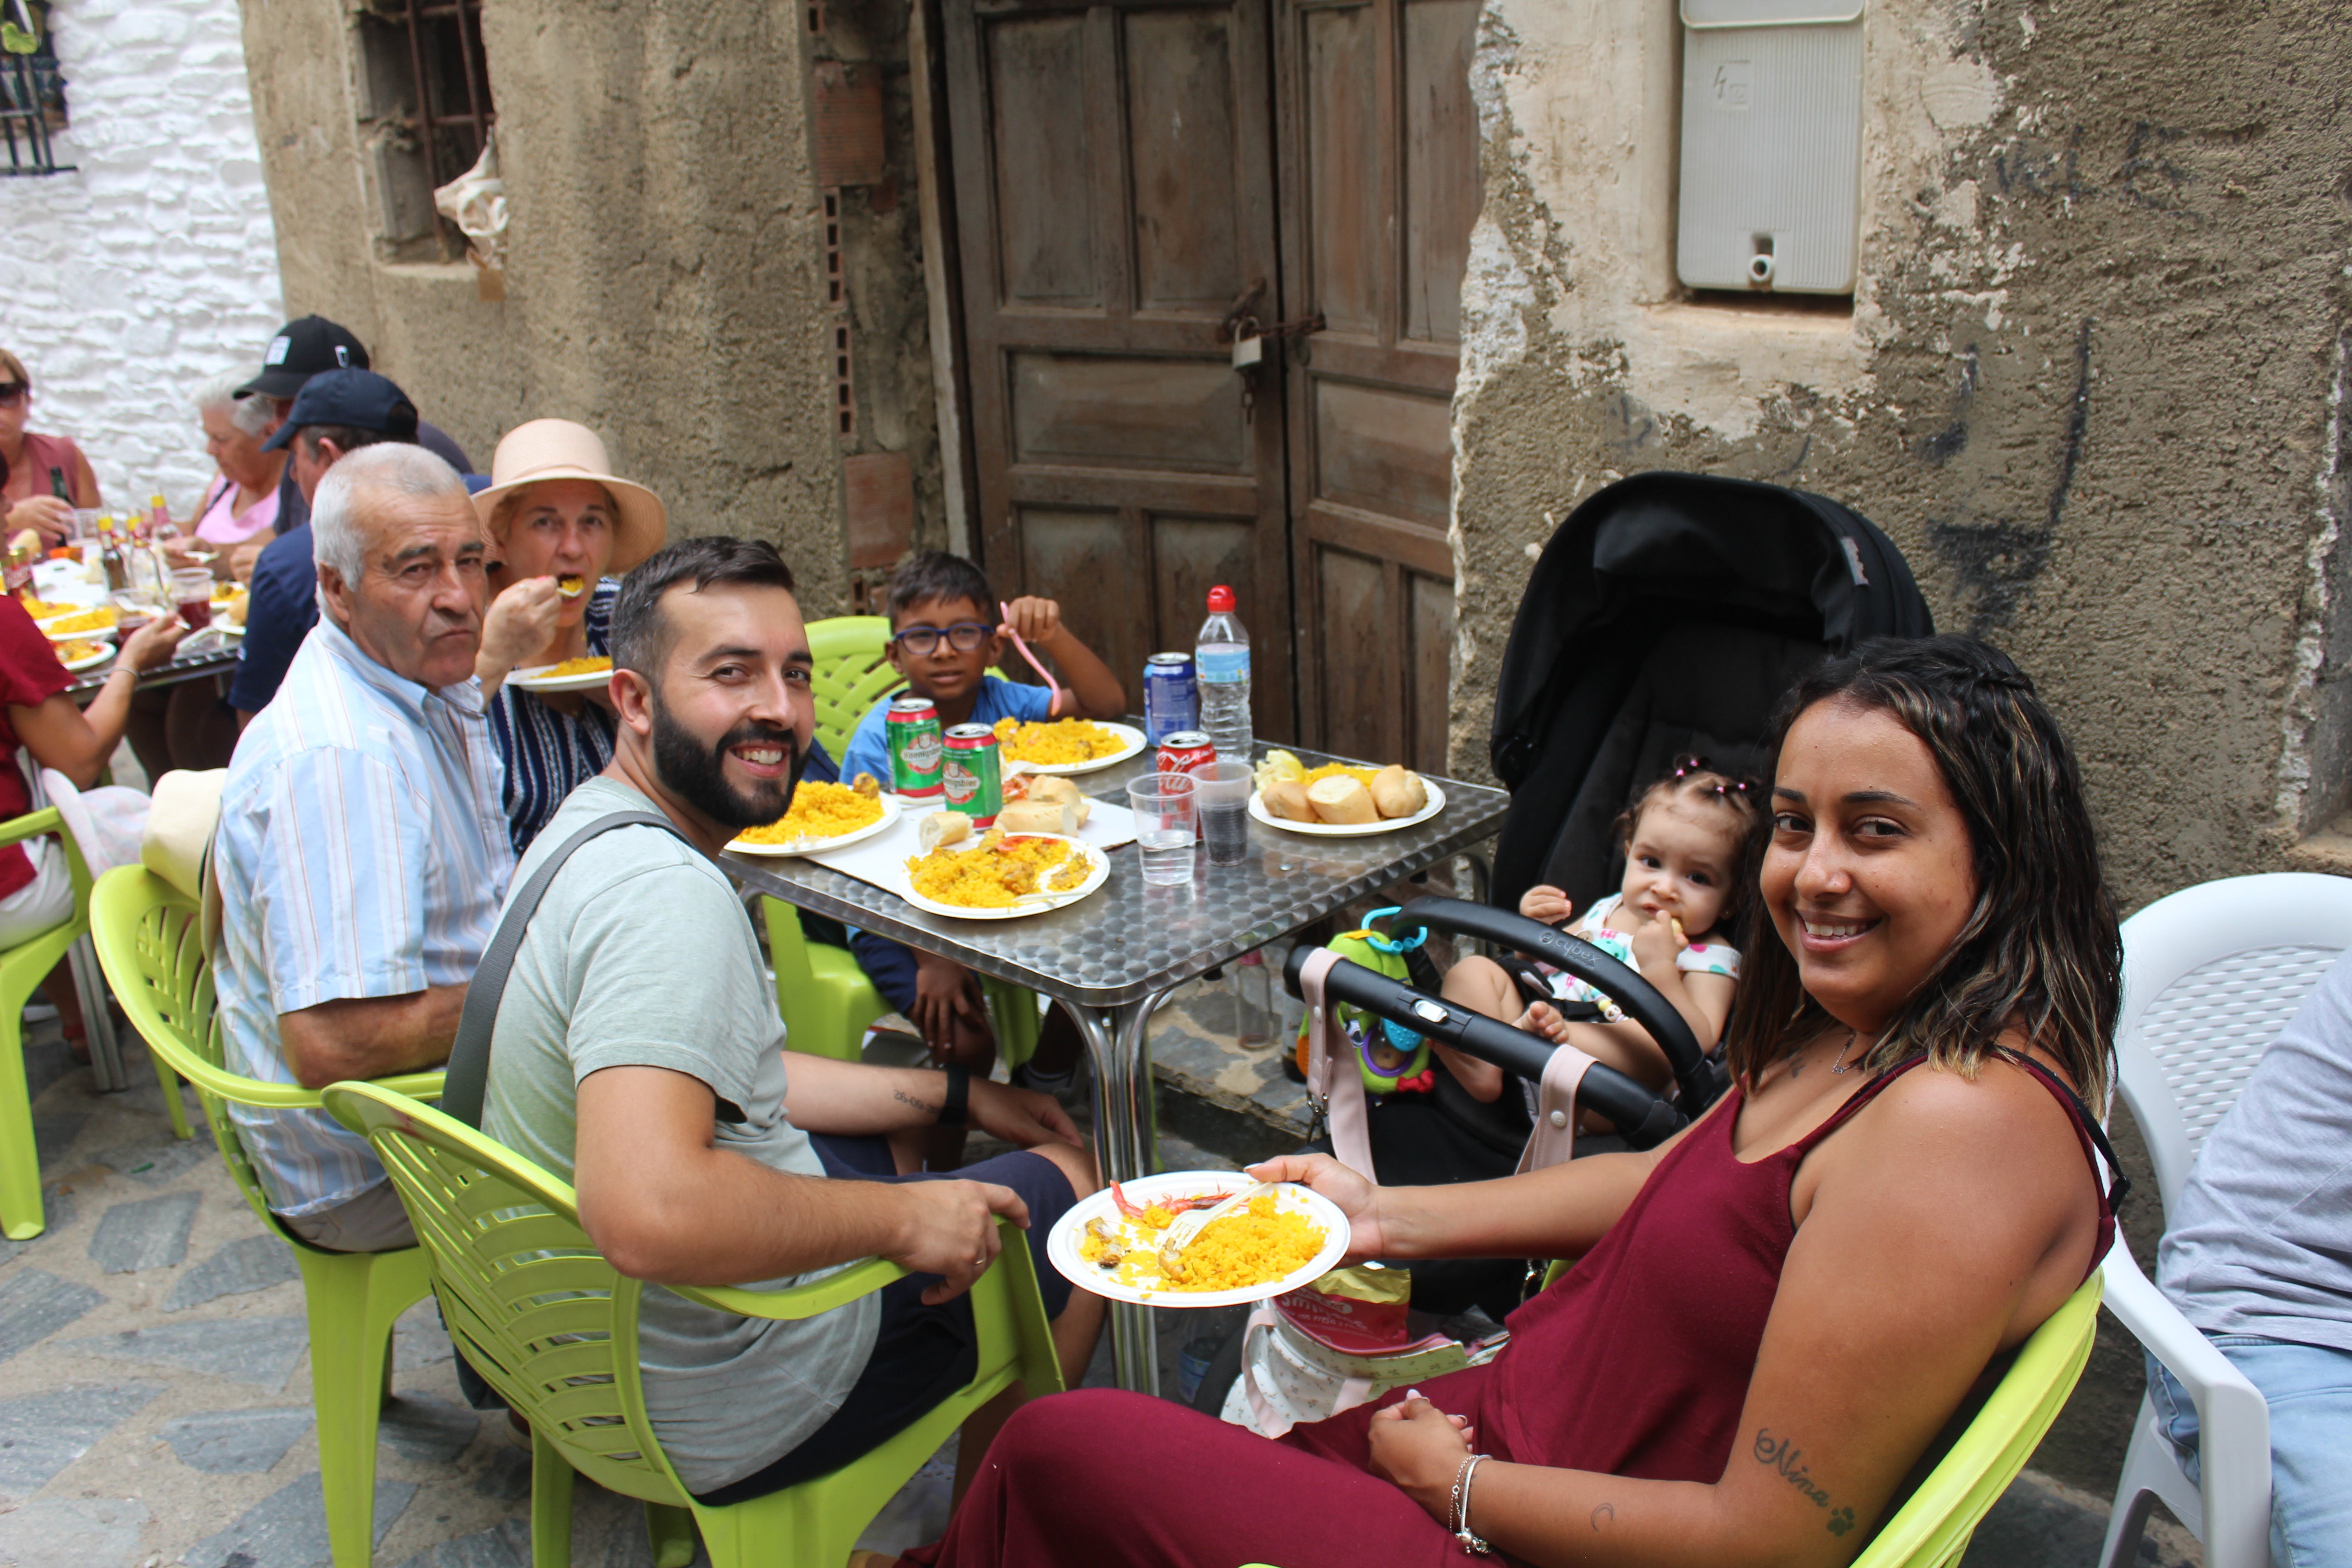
[885,549,993,623]
[300,425,393,462]
[612,535,799,679]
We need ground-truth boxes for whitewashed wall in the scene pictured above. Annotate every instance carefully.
[0,0,283,514]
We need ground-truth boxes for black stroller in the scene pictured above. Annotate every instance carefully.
[1274,474,1934,1321]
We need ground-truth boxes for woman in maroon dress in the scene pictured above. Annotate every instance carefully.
[0,349,101,547]
[888,635,2124,1568]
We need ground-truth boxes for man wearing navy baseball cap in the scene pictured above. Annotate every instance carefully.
[233,368,451,720]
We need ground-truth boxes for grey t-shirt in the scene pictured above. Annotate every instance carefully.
[2158,944,2352,1355]
[480,777,878,1493]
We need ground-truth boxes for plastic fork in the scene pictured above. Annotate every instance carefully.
[998,600,1064,716]
[1156,1181,1273,1269]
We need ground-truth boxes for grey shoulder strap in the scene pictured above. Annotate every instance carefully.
[441,810,686,1128]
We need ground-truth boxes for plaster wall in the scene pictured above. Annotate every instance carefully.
[1452,0,2352,1494]
[234,0,854,610]
[0,0,284,509]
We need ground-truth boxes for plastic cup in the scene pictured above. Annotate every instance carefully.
[70,508,98,541]
[1127,774,1198,886]
[1194,760,1254,865]
[171,568,214,629]
[109,590,168,638]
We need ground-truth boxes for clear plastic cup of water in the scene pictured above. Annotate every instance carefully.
[1194,760,1254,865]
[1127,774,1199,886]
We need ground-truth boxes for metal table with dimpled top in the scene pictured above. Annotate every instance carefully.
[724,741,1510,1394]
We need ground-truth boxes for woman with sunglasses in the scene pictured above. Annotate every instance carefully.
[0,350,100,548]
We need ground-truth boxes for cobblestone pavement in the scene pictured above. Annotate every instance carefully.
[4,1001,2202,1568]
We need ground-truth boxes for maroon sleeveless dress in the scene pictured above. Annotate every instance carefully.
[901,1056,2116,1568]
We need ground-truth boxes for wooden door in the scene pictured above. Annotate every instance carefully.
[943,0,1297,741]
[1273,0,1477,774]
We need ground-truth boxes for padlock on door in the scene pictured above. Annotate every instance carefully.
[1232,333,1264,370]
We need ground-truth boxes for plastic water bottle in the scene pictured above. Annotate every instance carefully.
[1194,584,1252,764]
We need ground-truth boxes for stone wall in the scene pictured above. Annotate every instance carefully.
[233,0,856,613]
[0,0,284,510]
[1450,0,2352,1496]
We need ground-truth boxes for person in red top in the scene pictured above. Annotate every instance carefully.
[0,350,101,547]
[0,594,186,1043]
[881,635,2125,1568]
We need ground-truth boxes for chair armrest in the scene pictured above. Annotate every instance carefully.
[2101,1246,2273,1565]
[0,807,62,848]
[181,1060,448,1112]
[664,1211,1033,1322]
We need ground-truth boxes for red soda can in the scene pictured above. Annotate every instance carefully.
[886,696,945,797]
[1156,731,1216,779]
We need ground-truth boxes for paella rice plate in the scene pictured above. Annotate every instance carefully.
[42,607,116,635]
[1078,1192,1327,1294]
[541,655,613,678]
[736,781,887,845]
[905,830,1091,908]
[993,716,1121,765]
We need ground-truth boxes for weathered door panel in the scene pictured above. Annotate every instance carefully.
[1276,0,1475,774]
[946,0,1296,740]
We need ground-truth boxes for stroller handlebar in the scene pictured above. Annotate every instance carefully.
[1280,945,1687,1150]
[1391,897,1716,1113]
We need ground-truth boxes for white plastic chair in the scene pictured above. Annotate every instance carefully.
[2096,871,2352,1568]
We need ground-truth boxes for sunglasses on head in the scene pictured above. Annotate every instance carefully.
[892,621,993,656]
[0,384,26,407]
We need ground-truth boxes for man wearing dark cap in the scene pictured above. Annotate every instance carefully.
[235,314,474,541]
[231,368,442,720]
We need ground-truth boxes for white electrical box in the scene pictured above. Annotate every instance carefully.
[1675,0,1865,295]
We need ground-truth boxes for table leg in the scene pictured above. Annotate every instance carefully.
[67,938,126,1092]
[1068,990,1168,1396]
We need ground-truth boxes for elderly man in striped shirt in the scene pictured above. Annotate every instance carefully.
[212,442,513,1252]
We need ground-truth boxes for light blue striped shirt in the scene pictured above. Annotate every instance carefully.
[214,614,514,1216]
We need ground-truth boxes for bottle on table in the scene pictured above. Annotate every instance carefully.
[149,492,178,542]
[4,539,35,604]
[1232,948,1274,1049]
[45,466,69,501]
[1194,584,1252,764]
[98,516,130,593]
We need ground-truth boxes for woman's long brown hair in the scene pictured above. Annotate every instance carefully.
[1723,635,2121,1112]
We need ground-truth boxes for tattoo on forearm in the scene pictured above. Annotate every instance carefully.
[1590,1504,1615,1532]
[1753,1429,1857,1536]
[893,1088,941,1116]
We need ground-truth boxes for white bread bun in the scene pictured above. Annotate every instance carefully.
[1025,775,1091,823]
[1307,775,1378,825]
[996,800,1078,835]
[918,812,972,853]
[1370,765,1427,819]
[1262,779,1314,821]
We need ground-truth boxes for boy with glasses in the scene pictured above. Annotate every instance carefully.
[835,552,1123,1136]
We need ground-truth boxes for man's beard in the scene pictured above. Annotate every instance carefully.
[649,697,803,831]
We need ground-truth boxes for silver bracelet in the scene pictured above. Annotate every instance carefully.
[1449,1453,1492,1555]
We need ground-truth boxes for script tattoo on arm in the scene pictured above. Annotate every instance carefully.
[1753,1428,1857,1537]
[892,1087,941,1117]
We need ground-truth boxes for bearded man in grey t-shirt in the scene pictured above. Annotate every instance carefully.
[478,535,1102,1503]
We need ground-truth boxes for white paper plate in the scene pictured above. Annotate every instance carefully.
[997,720,1147,776]
[57,642,115,672]
[510,659,615,693]
[1048,1173,1352,1309]
[727,791,901,857]
[898,832,1109,920]
[217,621,245,638]
[1249,779,1446,836]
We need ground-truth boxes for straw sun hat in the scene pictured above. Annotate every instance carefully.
[472,419,669,575]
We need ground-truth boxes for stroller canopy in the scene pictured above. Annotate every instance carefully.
[1486,472,1933,914]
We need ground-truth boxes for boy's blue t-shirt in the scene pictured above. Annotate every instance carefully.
[837,674,1058,788]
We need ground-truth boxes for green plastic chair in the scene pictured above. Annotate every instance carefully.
[0,808,182,1239]
[764,615,1041,1068]
[91,865,443,1568]
[321,1077,1067,1568]
[1240,1271,2103,1568]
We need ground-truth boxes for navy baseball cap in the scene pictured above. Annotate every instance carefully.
[260,368,420,451]
[237,316,372,401]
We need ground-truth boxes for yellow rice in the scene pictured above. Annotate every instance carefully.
[22,597,74,619]
[540,655,613,678]
[737,781,886,845]
[1301,762,1378,789]
[42,607,116,634]
[906,832,1087,907]
[54,640,106,663]
[993,716,1120,765]
[1078,1194,1326,1294]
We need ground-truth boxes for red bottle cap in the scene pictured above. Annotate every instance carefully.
[1206,584,1235,612]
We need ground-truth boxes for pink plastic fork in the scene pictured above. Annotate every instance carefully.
[999,600,1064,716]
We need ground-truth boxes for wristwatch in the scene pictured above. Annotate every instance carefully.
[938,1063,970,1127]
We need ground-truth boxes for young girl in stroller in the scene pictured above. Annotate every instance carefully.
[1439,754,1760,1106]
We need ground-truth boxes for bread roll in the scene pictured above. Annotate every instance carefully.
[996,800,1078,835]
[918,812,972,853]
[1307,775,1378,824]
[1262,779,1314,821]
[1027,776,1091,824]
[1370,765,1427,819]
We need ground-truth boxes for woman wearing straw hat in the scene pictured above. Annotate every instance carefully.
[473,419,668,854]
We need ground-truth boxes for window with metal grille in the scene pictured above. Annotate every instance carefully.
[355,0,495,261]
[1,0,73,177]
